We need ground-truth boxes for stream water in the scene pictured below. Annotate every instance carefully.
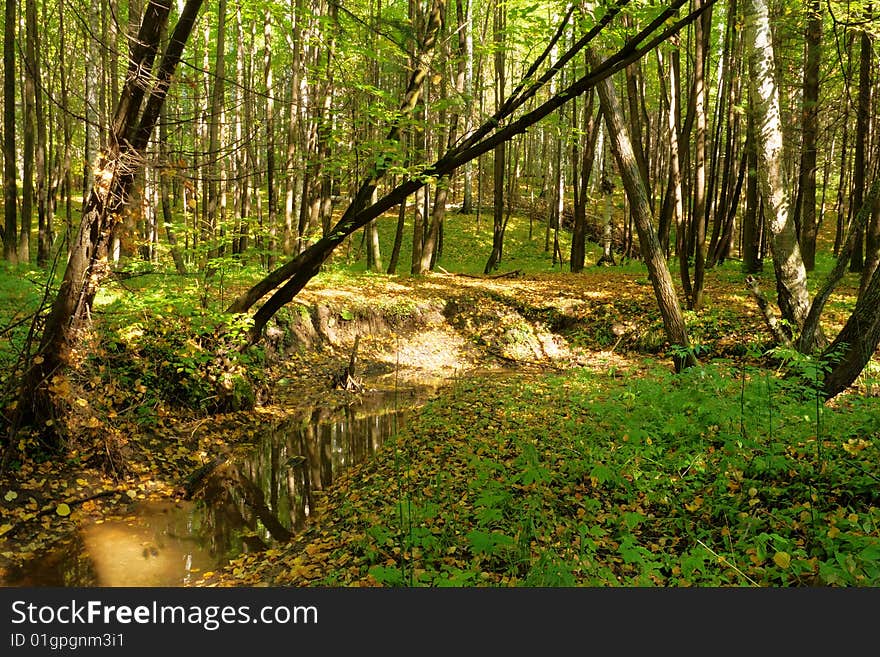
[2,387,426,587]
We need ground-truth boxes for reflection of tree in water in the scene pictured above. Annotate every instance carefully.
[233,399,408,536]
[5,394,420,586]
[196,471,263,559]
[187,393,412,562]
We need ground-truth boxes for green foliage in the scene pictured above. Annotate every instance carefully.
[309,363,880,586]
[0,264,47,392]
[87,275,266,417]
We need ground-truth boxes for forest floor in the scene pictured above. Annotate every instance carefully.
[2,252,878,587]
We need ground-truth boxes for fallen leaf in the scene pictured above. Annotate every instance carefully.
[773,551,791,569]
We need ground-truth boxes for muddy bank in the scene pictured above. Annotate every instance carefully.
[261,288,582,394]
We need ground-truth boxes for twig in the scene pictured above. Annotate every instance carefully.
[695,539,760,587]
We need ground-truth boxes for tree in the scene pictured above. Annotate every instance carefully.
[818,177,880,398]
[570,89,600,272]
[17,0,204,439]
[743,0,813,336]
[687,0,710,310]
[2,0,17,262]
[794,0,821,271]
[850,8,873,278]
[856,11,877,294]
[483,0,507,274]
[591,48,696,372]
[204,0,228,273]
[822,258,880,399]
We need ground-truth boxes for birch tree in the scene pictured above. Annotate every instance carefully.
[743,0,813,336]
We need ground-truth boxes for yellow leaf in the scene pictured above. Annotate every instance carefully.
[32,355,44,365]
[55,503,71,517]
[4,490,17,502]
[75,479,89,487]
[773,551,791,569]
[0,523,12,536]
[126,490,137,499]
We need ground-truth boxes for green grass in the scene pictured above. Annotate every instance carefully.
[0,261,50,375]
[332,205,595,276]
[293,362,880,587]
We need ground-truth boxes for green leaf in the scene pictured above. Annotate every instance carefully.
[773,551,791,569]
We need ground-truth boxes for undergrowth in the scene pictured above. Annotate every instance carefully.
[258,362,880,587]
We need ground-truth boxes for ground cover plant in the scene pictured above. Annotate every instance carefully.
[201,362,880,587]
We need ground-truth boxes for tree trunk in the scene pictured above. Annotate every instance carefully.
[591,49,696,372]
[209,0,227,264]
[386,181,406,275]
[741,104,762,273]
[28,0,49,266]
[420,3,467,275]
[850,22,872,275]
[410,183,426,275]
[822,259,880,399]
[598,175,616,265]
[795,0,821,271]
[2,0,17,262]
[484,0,506,274]
[800,178,880,354]
[20,0,38,265]
[689,0,710,310]
[484,143,506,273]
[571,90,599,273]
[706,0,741,269]
[459,0,474,215]
[744,0,812,334]
[833,58,852,256]
[159,106,187,275]
[857,20,876,294]
[16,0,204,440]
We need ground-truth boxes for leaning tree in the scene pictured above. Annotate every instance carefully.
[15,0,204,445]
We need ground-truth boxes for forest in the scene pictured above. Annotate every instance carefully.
[0,0,878,588]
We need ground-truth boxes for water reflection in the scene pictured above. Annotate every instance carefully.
[204,394,409,542]
[2,501,217,586]
[2,389,417,587]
